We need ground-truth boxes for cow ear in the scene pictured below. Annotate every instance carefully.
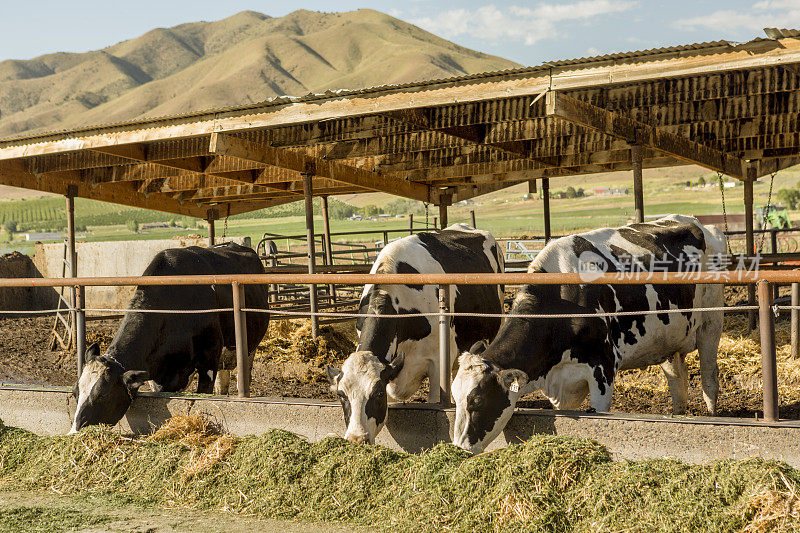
[380,354,404,383]
[85,343,100,363]
[469,340,488,355]
[122,370,149,392]
[497,369,528,394]
[326,366,343,387]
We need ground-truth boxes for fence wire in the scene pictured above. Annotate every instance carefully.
[0,305,770,319]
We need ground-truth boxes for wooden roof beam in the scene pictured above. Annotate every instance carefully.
[545,91,748,179]
[0,161,209,217]
[383,108,562,174]
[209,132,434,203]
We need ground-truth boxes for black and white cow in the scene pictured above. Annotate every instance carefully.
[70,242,269,433]
[452,215,726,453]
[326,224,504,444]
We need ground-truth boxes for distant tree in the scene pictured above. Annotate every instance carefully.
[777,188,800,209]
[328,200,357,220]
[565,186,578,199]
[126,219,139,233]
[384,198,426,216]
[685,181,691,187]
[168,218,176,227]
[363,204,383,217]
[4,220,17,235]
[576,188,585,197]
[698,176,706,187]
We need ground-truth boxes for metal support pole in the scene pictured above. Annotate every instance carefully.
[542,178,551,243]
[771,229,780,300]
[745,178,757,331]
[320,196,336,303]
[438,284,452,406]
[302,171,319,338]
[207,215,215,247]
[470,210,477,228]
[433,216,438,229]
[409,214,414,235]
[632,144,644,223]
[66,189,85,375]
[792,283,800,359]
[232,281,250,398]
[439,203,448,229]
[758,279,779,421]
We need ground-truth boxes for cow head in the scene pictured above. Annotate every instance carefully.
[452,348,528,454]
[70,343,149,433]
[326,351,404,444]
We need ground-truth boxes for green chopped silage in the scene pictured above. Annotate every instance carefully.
[0,418,797,533]
[0,506,112,533]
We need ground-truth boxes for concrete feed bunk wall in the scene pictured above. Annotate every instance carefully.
[2,387,799,467]
[33,237,251,309]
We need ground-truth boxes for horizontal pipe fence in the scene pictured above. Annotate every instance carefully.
[0,270,797,421]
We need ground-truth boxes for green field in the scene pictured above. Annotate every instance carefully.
[2,165,800,256]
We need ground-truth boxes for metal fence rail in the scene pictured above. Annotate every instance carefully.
[0,269,795,421]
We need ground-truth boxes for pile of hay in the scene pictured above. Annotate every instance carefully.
[256,319,355,382]
[1,415,799,531]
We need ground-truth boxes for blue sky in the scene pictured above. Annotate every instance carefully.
[2,1,800,65]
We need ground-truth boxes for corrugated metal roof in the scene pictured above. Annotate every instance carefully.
[1,30,797,145]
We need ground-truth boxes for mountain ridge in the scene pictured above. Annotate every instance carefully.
[0,9,520,138]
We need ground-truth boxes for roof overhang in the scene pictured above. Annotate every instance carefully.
[2,31,800,217]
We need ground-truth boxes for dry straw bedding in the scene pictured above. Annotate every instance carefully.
[1,415,799,532]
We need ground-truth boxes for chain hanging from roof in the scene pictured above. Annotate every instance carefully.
[222,203,231,240]
[757,172,778,254]
[717,171,733,254]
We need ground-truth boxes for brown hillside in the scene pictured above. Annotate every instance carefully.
[0,9,520,138]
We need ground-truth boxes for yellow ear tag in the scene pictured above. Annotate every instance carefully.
[510,380,519,393]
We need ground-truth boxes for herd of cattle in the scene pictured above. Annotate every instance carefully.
[71,214,727,454]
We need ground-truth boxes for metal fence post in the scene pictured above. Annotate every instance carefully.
[792,282,800,359]
[438,284,451,407]
[409,214,414,235]
[232,281,250,398]
[757,279,779,421]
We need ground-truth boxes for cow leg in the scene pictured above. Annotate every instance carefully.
[197,368,215,394]
[587,371,613,412]
[214,369,231,395]
[661,352,689,415]
[696,312,722,415]
[214,347,236,396]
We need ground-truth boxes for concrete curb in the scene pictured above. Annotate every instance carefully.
[1,386,799,466]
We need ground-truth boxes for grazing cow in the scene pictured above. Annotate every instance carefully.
[452,215,726,453]
[326,224,504,444]
[70,242,269,433]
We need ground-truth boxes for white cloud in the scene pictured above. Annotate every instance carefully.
[410,1,637,46]
[675,2,800,33]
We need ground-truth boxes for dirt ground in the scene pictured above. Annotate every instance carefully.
[1,286,799,418]
[0,491,364,533]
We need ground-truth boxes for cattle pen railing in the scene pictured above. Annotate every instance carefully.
[2,270,800,422]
